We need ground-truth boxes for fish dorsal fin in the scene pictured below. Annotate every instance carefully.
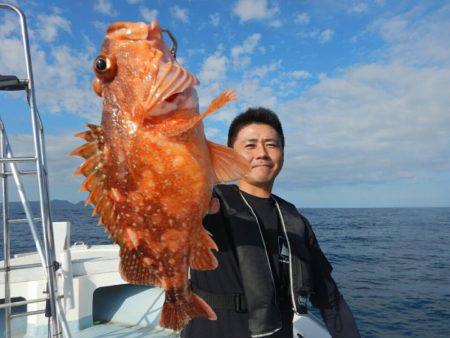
[157,90,236,137]
[70,124,128,247]
[207,140,250,183]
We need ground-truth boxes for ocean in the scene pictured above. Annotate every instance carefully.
[1,204,449,337]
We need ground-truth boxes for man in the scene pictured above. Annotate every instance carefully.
[181,107,360,338]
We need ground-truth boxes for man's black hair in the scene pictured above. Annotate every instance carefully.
[227,107,285,149]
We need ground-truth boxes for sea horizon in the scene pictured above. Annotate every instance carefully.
[1,199,449,210]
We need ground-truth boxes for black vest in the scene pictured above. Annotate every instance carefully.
[212,184,333,337]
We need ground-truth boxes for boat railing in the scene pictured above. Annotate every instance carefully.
[0,3,71,338]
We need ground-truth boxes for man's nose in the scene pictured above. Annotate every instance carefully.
[255,144,269,158]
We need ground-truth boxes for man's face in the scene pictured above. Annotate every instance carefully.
[233,123,284,188]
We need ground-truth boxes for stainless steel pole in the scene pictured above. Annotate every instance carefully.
[0,4,71,337]
[1,123,11,338]
[0,3,60,336]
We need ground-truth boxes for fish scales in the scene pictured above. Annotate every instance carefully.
[70,20,249,331]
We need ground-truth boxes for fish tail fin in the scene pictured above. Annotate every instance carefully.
[160,290,216,331]
[185,292,217,321]
[119,246,161,286]
[189,229,218,270]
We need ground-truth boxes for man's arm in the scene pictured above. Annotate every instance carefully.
[315,276,361,338]
[302,215,361,338]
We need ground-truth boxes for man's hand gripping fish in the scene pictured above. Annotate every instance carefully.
[70,20,249,331]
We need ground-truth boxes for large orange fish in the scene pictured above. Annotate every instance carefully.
[70,20,249,331]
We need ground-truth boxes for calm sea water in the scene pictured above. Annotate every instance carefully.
[1,205,449,337]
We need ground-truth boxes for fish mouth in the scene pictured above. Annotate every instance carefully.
[163,87,196,107]
[165,91,183,103]
[149,87,197,116]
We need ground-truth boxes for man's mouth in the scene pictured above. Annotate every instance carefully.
[252,164,273,169]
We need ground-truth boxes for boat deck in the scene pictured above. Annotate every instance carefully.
[73,323,177,338]
[0,244,121,285]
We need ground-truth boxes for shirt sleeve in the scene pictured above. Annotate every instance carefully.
[301,215,361,338]
[317,277,361,338]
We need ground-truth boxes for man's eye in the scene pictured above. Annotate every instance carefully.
[267,143,278,148]
[245,144,255,148]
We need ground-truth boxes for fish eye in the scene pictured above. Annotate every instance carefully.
[93,54,117,80]
[96,58,107,72]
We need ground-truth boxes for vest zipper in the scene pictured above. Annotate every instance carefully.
[238,191,279,310]
[274,199,299,314]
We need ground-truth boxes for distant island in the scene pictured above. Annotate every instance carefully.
[1,199,88,209]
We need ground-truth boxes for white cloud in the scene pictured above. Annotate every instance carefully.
[0,16,101,121]
[289,70,311,79]
[348,2,369,14]
[231,33,261,67]
[198,52,228,84]
[277,63,450,189]
[250,60,281,78]
[197,4,450,199]
[235,78,278,110]
[273,5,450,191]
[92,20,108,32]
[0,13,17,36]
[370,4,450,66]
[269,19,282,28]
[93,0,117,17]
[36,14,71,42]
[170,5,189,23]
[233,0,279,22]
[126,0,141,4]
[210,13,220,27]
[0,15,27,74]
[295,12,310,25]
[318,28,334,43]
[140,7,157,22]
[210,103,239,124]
[8,133,88,202]
[205,127,221,138]
[298,28,335,44]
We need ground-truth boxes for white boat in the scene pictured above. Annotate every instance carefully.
[0,3,330,337]
[0,222,330,338]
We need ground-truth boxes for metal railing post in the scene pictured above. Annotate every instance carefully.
[14,6,60,336]
[0,3,72,337]
[0,123,11,338]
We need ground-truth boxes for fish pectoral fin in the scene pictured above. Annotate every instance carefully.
[207,140,250,183]
[119,246,161,286]
[144,58,199,112]
[159,90,236,137]
[189,229,218,270]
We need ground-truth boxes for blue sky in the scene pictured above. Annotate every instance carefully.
[0,0,449,207]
